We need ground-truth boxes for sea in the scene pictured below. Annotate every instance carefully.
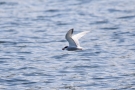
[0,0,135,90]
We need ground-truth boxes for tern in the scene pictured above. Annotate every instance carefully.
[62,28,89,51]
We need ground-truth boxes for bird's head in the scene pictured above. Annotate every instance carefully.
[62,46,68,50]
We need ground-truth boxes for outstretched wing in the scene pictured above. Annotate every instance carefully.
[72,31,90,46]
[65,28,77,47]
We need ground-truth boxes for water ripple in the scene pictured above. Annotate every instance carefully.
[0,0,135,90]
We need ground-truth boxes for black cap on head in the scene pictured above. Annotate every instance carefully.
[62,46,68,50]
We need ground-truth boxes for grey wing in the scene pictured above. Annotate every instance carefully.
[65,29,77,47]
[72,31,90,46]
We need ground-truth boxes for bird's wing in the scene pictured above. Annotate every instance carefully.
[65,29,77,47]
[72,31,90,46]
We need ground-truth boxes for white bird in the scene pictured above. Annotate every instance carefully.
[62,28,90,51]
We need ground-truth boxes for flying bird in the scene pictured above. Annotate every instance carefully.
[62,28,89,51]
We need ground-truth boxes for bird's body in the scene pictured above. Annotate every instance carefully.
[65,46,82,51]
[62,28,89,51]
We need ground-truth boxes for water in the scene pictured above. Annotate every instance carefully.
[0,0,135,90]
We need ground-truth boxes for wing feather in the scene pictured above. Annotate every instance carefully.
[65,29,77,47]
[72,31,90,46]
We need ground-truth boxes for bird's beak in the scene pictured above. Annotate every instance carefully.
[62,47,65,50]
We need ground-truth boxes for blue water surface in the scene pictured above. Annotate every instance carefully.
[0,0,135,90]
